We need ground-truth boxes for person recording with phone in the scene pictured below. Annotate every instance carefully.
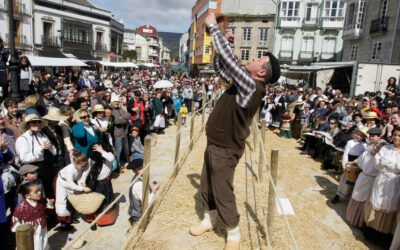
[189,13,281,250]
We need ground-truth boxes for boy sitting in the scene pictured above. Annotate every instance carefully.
[128,159,160,225]
[130,127,144,160]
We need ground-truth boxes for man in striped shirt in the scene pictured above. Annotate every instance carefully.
[189,13,281,250]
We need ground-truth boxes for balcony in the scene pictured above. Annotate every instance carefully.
[343,23,364,40]
[320,52,335,62]
[303,18,318,28]
[370,17,388,35]
[95,43,108,51]
[279,50,293,62]
[299,51,314,62]
[322,16,344,29]
[258,40,268,48]
[41,35,61,47]
[279,16,300,28]
[5,33,30,47]
[63,38,92,50]
[150,51,159,57]
[150,41,159,47]
[242,40,251,47]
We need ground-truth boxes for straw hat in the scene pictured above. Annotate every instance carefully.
[356,126,369,138]
[363,111,379,120]
[92,104,105,114]
[43,108,67,121]
[19,114,46,132]
[110,94,119,103]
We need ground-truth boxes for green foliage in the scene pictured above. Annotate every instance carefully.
[123,50,137,60]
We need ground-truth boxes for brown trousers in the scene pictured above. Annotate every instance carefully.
[200,141,244,228]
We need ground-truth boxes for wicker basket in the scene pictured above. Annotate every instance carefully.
[68,192,105,215]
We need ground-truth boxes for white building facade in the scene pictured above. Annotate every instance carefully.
[0,0,34,55]
[179,32,189,67]
[123,28,150,63]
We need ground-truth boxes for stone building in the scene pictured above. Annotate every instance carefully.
[342,0,400,64]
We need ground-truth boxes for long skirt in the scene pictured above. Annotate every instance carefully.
[336,173,354,200]
[346,199,366,228]
[292,121,302,139]
[364,201,397,234]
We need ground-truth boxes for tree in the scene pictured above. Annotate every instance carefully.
[122,50,137,61]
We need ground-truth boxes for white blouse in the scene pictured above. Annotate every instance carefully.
[16,130,57,164]
[351,150,379,202]
[58,163,90,191]
[369,145,400,211]
[342,139,366,168]
[88,151,115,181]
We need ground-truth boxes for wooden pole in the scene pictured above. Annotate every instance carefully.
[201,88,207,130]
[140,136,153,230]
[174,112,182,168]
[191,100,195,115]
[16,224,34,250]
[258,120,267,182]
[189,114,195,150]
[252,119,257,152]
[267,149,279,242]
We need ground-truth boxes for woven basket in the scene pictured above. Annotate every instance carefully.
[68,192,105,215]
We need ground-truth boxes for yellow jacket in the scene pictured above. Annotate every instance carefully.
[180,107,188,118]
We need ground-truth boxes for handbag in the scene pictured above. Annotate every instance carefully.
[67,192,105,215]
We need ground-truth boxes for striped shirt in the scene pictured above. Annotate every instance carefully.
[210,26,256,108]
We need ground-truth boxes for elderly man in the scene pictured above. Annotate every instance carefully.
[189,13,280,250]
[79,71,95,89]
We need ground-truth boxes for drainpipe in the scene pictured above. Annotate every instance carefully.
[389,1,400,63]
[271,0,279,56]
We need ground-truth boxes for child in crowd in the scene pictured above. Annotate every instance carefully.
[180,103,188,125]
[18,164,46,204]
[172,93,182,123]
[279,109,293,138]
[128,159,160,226]
[130,126,144,160]
[12,182,49,250]
[55,150,91,230]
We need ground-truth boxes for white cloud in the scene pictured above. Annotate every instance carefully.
[91,0,194,33]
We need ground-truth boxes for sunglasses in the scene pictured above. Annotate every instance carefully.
[80,115,89,119]
[330,122,336,124]
[29,120,41,124]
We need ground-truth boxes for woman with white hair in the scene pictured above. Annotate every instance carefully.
[79,71,94,89]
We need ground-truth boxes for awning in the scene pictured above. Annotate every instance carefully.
[26,55,88,67]
[139,63,158,68]
[98,61,138,68]
[37,48,66,58]
[286,61,356,72]
[65,51,98,61]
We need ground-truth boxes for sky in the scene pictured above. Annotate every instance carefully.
[91,0,194,33]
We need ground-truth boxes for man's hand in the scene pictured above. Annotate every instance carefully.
[205,13,217,26]
[224,28,234,41]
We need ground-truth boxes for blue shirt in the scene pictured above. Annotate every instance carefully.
[173,96,182,111]
[72,122,100,155]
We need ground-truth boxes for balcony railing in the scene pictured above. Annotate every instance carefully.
[150,41,159,47]
[95,43,108,51]
[258,40,267,48]
[320,52,335,61]
[63,38,92,50]
[41,35,61,47]
[5,33,29,46]
[299,51,314,61]
[303,18,318,27]
[279,50,293,61]
[280,16,300,28]
[370,17,388,34]
[322,16,344,29]
[343,23,364,39]
[242,40,251,47]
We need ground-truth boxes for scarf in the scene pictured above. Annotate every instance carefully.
[12,198,47,231]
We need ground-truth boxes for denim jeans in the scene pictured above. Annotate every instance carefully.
[115,135,129,166]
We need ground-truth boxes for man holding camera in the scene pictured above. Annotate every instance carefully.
[189,13,281,249]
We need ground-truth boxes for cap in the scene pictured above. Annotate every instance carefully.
[128,159,143,170]
[362,97,369,102]
[55,84,64,91]
[131,126,139,132]
[304,103,311,108]
[265,52,281,84]
[368,127,382,136]
[95,85,106,92]
[19,164,39,176]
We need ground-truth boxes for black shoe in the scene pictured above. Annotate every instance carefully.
[72,218,79,224]
[59,223,74,231]
[91,224,97,231]
[129,216,140,226]
[331,195,340,204]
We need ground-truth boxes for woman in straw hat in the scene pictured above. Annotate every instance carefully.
[332,127,368,204]
[363,111,380,129]
[72,109,101,155]
[16,114,57,196]
[91,104,113,147]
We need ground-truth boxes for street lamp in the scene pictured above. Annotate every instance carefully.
[7,0,20,99]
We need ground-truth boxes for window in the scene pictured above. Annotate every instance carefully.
[281,1,300,17]
[350,45,358,60]
[380,0,388,18]
[345,0,366,27]
[324,0,345,17]
[243,28,251,41]
[259,28,268,41]
[231,27,236,35]
[322,37,336,53]
[205,45,211,55]
[241,49,250,61]
[257,50,268,58]
[281,37,294,51]
[305,3,318,22]
[301,37,314,52]
[372,42,382,60]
